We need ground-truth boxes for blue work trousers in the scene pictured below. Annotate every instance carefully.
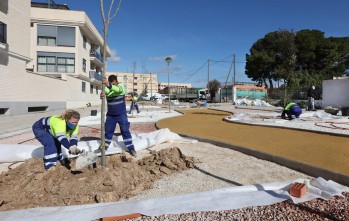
[129,101,139,114]
[105,113,135,151]
[286,106,302,119]
[32,120,63,170]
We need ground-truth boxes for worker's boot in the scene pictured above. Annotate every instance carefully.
[130,149,138,158]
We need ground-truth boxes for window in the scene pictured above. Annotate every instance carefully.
[38,56,56,72]
[37,52,75,73]
[0,0,8,13]
[57,57,75,73]
[0,21,7,44]
[82,59,86,72]
[123,76,127,84]
[37,25,75,47]
[0,108,9,115]
[90,84,93,94]
[134,83,137,86]
[28,106,48,112]
[82,82,86,93]
[83,36,86,49]
[134,77,138,80]
[57,26,75,46]
[96,86,99,94]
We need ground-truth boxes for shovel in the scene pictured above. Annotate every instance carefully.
[74,150,98,171]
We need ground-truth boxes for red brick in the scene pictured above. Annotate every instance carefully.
[101,213,141,221]
[290,182,306,198]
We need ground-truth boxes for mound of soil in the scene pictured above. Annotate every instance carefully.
[0,147,198,212]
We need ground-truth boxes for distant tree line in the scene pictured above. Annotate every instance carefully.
[245,29,349,91]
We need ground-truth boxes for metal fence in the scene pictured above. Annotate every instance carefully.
[267,87,322,100]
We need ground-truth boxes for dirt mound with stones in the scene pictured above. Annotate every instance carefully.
[0,147,198,212]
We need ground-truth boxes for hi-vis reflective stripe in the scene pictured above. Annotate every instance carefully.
[123,138,133,142]
[71,134,78,139]
[108,100,124,105]
[41,117,50,126]
[41,117,52,135]
[56,132,65,141]
[107,95,124,100]
[105,138,112,143]
[125,144,133,148]
[44,162,57,166]
[44,153,58,159]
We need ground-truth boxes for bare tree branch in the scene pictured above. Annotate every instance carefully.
[107,0,115,24]
[110,0,122,21]
[100,0,106,24]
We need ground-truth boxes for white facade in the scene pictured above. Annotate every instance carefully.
[322,78,349,109]
[0,1,109,116]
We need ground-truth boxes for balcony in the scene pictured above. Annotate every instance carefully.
[89,70,102,82]
[90,50,103,66]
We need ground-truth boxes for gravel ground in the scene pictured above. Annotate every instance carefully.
[127,193,349,220]
[130,141,310,200]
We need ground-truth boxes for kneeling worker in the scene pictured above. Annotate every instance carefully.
[281,102,302,120]
[32,110,83,170]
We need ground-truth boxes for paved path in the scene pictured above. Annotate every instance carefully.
[156,107,349,179]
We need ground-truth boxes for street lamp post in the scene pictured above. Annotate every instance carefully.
[165,57,172,113]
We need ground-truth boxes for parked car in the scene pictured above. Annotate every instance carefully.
[141,94,152,101]
[142,93,168,101]
[151,94,168,100]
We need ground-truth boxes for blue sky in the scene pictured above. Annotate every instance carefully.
[39,0,348,87]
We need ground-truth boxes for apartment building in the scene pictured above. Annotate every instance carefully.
[0,0,110,116]
[0,0,33,116]
[107,72,158,95]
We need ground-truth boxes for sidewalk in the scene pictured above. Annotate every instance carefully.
[0,106,101,139]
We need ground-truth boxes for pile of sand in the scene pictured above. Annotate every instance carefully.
[0,147,197,211]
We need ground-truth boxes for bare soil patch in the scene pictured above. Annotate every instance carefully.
[0,147,197,212]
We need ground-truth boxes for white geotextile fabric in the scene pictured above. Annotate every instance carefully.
[78,110,182,125]
[0,128,195,163]
[226,110,348,122]
[0,177,347,221]
[235,98,273,107]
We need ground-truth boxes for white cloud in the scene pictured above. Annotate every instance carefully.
[108,49,121,62]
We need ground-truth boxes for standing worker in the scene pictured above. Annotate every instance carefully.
[100,75,137,157]
[307,85,316,111]
[281,102,302,120]
[128,94,140,114]
[32,110,82,170]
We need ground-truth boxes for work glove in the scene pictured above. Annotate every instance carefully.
[69,145,82,155]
